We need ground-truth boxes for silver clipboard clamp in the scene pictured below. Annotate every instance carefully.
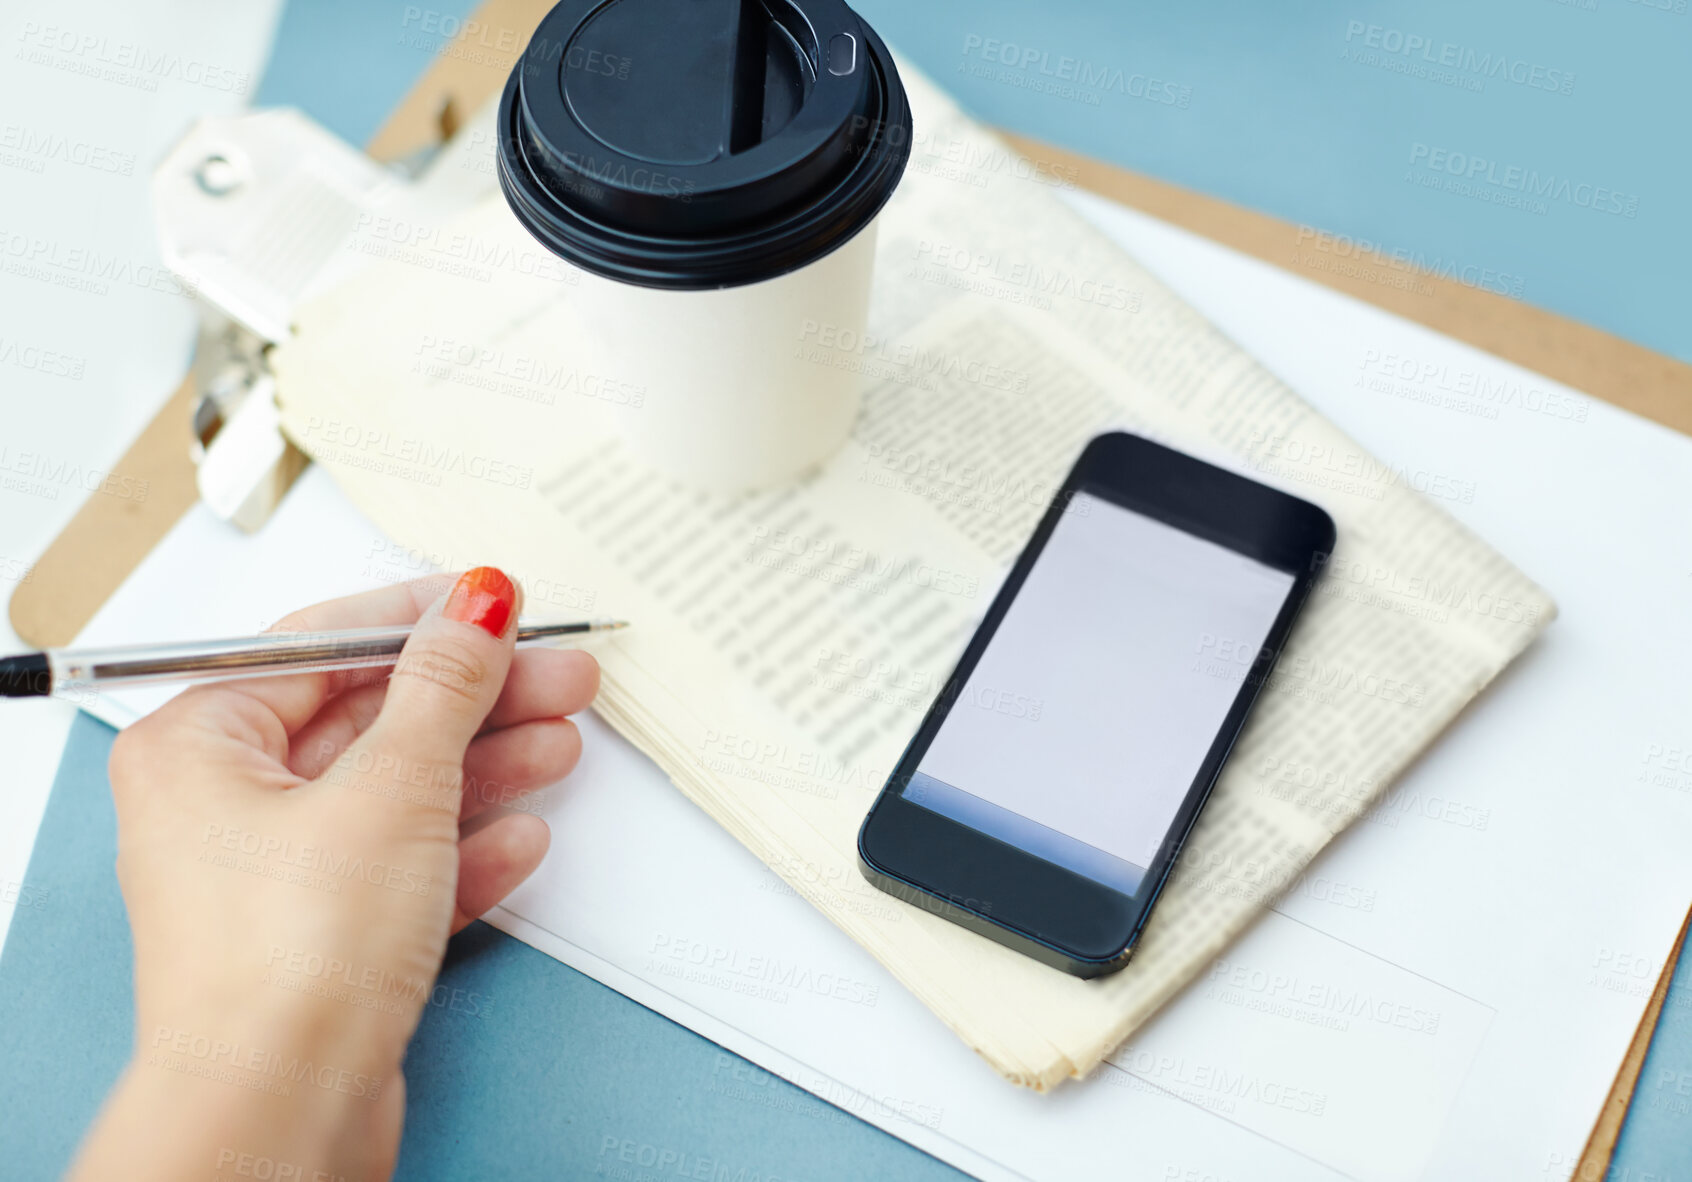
[152,98,491,530]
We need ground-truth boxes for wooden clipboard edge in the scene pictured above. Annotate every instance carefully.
[8,375,201,648]
[997,131,1692,439]
[1575,901,1691,1180]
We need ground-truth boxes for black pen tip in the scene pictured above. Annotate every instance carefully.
[0,653,51,698]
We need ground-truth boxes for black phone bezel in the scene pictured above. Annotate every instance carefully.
[856,431,1336,977]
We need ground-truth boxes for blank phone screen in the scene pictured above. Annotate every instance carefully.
[902,488,1296,897]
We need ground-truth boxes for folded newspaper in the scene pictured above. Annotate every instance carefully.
[271,68,1554,1090]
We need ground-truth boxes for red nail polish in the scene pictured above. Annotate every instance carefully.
[444,567,516,637]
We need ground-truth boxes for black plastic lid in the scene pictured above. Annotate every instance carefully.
[495,0,912,290]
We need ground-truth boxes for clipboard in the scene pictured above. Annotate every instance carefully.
[7,1,1686,1172]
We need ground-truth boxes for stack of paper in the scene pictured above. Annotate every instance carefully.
[271,69,1554,1089]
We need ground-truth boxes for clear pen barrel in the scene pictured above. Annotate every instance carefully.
[47,626,420,691]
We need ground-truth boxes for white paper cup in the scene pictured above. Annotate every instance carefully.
[495,0,910,492]
[571,222,878,490]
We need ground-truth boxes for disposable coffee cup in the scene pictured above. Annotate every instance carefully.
[496,0,912,490]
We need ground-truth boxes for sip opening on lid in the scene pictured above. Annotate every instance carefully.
[496,0,913,289]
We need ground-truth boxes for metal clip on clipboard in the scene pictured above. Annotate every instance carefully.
[11,86,493,648]
[152,100,473,531]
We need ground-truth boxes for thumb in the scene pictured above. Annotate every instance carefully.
[362,567,520,797]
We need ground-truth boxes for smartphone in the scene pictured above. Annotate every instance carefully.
[857,432,1335,977]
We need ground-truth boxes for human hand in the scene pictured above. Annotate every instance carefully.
[70,568,599,1182]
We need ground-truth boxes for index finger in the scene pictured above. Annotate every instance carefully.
[225,573,461,735]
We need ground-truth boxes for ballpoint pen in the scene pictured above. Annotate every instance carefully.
[0,618,628,699]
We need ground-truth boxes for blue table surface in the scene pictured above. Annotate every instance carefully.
[1616,943,1692,1177]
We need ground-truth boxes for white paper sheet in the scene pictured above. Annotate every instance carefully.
[58,195,1692,1181]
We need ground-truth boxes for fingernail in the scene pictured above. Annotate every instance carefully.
[444,567,516,637]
